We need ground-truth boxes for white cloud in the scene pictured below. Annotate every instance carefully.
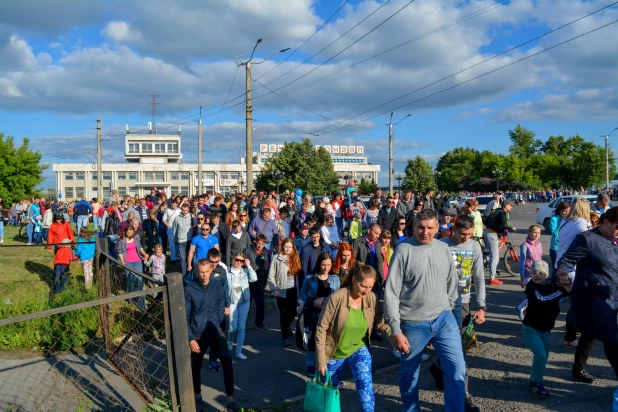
[101,21,142,43]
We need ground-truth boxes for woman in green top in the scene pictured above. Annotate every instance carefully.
[315,262,392,412]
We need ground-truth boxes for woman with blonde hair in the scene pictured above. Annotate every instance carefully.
[557,197,591,350]
[226,251,257,359]
[315,262,392,411]
[268,238,303,347]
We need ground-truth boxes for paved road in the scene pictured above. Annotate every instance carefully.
[200,203,618,411]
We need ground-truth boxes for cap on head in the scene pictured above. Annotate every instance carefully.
[531,260,549,276]
[439,207,452,216]
[300,224,309,231]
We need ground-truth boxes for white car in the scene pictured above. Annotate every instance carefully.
[458,195,503,213]
[535,195,617,232]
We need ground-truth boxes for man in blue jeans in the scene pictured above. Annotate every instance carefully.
[384,209,465,412]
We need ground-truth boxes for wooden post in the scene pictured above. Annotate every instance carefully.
[165,272,196,411]
[96,237,112,353]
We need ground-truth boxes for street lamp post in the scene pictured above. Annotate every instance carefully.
[236,39,290,192]
[386,112,411,196]
[396,173,404,192]
[273,170,284,194]
[493,168,503,192]
[601,127,617,191]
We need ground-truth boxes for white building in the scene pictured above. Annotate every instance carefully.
[52,128,380,200]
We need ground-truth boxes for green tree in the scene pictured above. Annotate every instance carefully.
[435,147,479,191]
[0,133,47,204]
[255,139,339,195]
[508,124,541,159]
[402,156,434,194]
[356,178,379,195]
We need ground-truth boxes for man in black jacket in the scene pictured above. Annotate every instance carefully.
[377,196,399,233]
[291,202,310,236]
[300,227,327,275]
[185,259,239,412]
[244,235,269,330]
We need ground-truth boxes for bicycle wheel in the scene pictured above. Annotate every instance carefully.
[19,224,28,240]
[503,244,520,277]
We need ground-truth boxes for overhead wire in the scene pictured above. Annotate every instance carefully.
[315,14,618,136]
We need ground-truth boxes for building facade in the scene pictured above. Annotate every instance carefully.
[52,129,380,200]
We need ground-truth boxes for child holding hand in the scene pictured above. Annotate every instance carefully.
[516,225,543,320]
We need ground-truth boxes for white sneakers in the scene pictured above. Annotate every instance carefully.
[227,341,233,351]
[236,352,247,360]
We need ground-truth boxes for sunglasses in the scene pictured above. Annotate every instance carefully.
[208,259,220,265]
[234,258,245,263]
[240,214,247,217]
[201,228,210,231]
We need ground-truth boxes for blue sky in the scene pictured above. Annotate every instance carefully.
[0,0,616,189]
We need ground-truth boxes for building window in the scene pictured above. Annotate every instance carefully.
[142,143,152,153]
[220,172,239,180]
[154,171,164,181]
[91,173,97,181]
[118,172,127,180]
[64,172,73,180]
[180,172,189,180]
[167,143,179,153]
[74,172,84,180]
[128,143,140,153]
[203,172,214,179]
[171,172,179,180]
[172,186,190,196]
[103,172,112,180]
[128,172,137,180]
[155,143,166,153]
[128,186,138,196]
[118,187,127,196]
[75,187,84,198]
[144,172,154,181]
[65,187,74,198]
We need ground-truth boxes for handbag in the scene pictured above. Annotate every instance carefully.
[462,318,479,353]
[295,303,311,351]
[303,370,341,412]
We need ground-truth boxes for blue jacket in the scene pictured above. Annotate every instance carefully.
[75,237,96,261]
[74,200,92,216]
[184,277,226,342]
[300,241,328,276]
[184,265,230,308]
[300,273,340,312]
[294,235,311,254]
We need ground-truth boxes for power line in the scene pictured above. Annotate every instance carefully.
[312,2,618,135]
[316,15,618,136]
[255,0,350,81]
[207,65,241,126]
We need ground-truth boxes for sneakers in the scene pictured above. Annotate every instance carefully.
[236,352,247,360]
[564,339,579,349]
[515,305,525,321]
[529,382,549,398]
[226,400,240,411]
[421,353,430,362]
[306,365,317,377]
[195,394,204,412]
[227,341,233,351]
[208,361,221,372]
[489,278,504,285]
[256,324,268,331]
[572,368,595,383]
[283,339,291,348]
[429,363,445,390]
[465,395,481,412]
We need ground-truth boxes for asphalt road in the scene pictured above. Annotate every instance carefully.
[199,203,617,411]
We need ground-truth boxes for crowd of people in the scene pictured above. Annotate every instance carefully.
[0,183,617,412]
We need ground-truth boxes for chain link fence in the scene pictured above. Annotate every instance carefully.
[0,240,195,411]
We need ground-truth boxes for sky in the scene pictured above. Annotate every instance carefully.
[0,0,617,189]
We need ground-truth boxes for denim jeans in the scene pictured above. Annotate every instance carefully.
[306,351,316,367]
[176,241,188,276]
[26,221,34,244]
[327,345,374,412]
[93,216,102,232]
[143,219,154,252]
[522,324,551,384]
[249,281,266,328]
[125,260,145,312]
[483,230,499,280]
[107,235,118,259]
[76,215,89,233]
[53,264,70,294]
[228,299,250,355]
[42,227,49,242]
[399,311,466,412]
[0,220,4,239]
[335,217,344,237]
[167,227,177,260]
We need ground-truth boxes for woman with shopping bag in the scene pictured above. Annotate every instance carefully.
[311,262,392,412]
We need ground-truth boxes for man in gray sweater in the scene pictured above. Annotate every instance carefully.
[384,209,466,412]
[173,203,194,276]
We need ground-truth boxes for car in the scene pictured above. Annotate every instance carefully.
[535,195,618,233]
[457,195,504,213]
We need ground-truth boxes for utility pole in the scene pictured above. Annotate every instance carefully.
[149,91,160,134]
[97,117,102,201]
[198,106,203,195]
[601,128,617,191]
[236,38,290,192]
[386,112,411,195]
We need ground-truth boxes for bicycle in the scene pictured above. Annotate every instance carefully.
[474,233,520,277]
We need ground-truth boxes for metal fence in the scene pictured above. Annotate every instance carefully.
[0,239,195,411]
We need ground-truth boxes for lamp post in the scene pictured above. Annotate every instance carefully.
[273,170,284,194]
[236,39,290,192]
[601,127,617,191]
[493,168,503,192]
[386,112,411,195]
[396,173,404,192]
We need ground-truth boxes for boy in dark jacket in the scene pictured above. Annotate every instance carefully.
[521,260,570,398]
[185,258,239,412]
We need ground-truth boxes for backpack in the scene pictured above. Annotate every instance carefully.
[97,207,105,217]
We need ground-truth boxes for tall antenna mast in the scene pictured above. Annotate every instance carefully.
[148,91,160,134]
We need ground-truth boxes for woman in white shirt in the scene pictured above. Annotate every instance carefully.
[226,252,257,359]
[321,215,340,259]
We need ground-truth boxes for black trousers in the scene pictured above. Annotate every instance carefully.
[190,334,234,396]
[249,280,266,327]
[574,335,618,378]
[276,287,298,341]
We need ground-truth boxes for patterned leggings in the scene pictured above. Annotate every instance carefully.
[327,345,374,412]
[82,259,93,289]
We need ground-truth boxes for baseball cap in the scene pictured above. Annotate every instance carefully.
[531,260,549,276]
[300,224,309,230]
[439,207,452,216]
